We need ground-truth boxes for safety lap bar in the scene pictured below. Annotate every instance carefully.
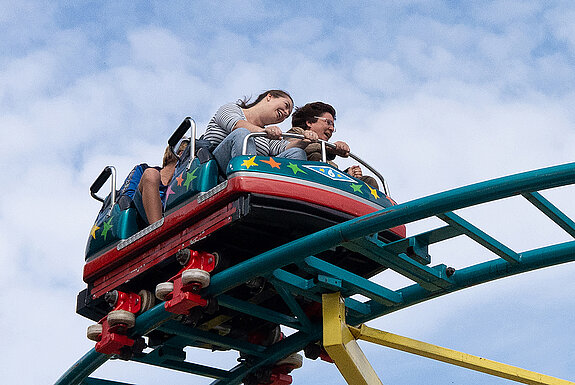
[168,117,197,170]
[241,132,390,196]
[90,166,117,206]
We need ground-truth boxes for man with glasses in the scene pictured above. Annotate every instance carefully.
[287,101,378,188]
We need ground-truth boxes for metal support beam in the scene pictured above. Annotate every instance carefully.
[217,294,302,330]
[345,236,454,292]
[322,292,383,385]
[158,320,266,357]
[437,211,521,264]
[83,379,135,385]
[271,283,313,332]
[522,192,575,238]
[305,256,403,306]
[324,292,574,385]
[352,324,575,385]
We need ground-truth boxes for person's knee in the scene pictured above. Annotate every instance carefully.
[230,127,255,156]
[231,127,250,136]
[139,168,161,191]
[283,147,306,160]
[308,152,322,162]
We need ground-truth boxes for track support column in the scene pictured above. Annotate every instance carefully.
[351,324,574,385]
[322,292,383,385]
[323,292,574,385]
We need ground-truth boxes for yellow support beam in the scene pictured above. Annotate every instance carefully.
[322,293,383,385]
[351,324,574,385]
[322,292,574,385]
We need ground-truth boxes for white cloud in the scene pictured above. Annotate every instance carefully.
[545,5,575,54]
[352,59,410,95]
[125,27,189,71]
[472,0,543,26]
[258,17,325,46]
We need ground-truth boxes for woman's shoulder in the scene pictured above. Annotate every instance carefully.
[217,102,242,113]
[210,103,245,125]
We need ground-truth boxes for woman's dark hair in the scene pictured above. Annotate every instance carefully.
[236,89,293,109]
[291,102,336,129]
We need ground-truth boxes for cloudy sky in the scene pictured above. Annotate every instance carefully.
[2,1,575,384]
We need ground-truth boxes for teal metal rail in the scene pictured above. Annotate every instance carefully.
[55,162,575,385]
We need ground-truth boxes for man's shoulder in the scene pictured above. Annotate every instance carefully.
[287,126,305,134]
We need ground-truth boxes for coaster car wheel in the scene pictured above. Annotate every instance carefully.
[138,289,155,314]
[276,352,303,369]
[107,309,136,328]
[86,324,102,341]
[181,268,210,288]
[155,282,174,301]
[211,251,220,269]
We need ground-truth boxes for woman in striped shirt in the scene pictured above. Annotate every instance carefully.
[204,90,319,170]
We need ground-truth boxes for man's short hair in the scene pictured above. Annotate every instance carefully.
[291,102,336,130]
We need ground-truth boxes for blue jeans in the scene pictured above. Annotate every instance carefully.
[132,189,149,225]
[212,128,306,171]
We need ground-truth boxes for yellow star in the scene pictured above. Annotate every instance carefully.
[90,224,100,239]
[367,185,380,199]
[242,156,258,169]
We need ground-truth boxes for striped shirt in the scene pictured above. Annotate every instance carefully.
[204,103,287,156]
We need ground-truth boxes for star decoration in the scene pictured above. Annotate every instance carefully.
[350,183,363,193]
[90,224,100,239]
[260,157,281,169]
[166,185,176,200]
[175,173,184,186]
[335,171,347,178]
[242,156,258,169]
[367,185,380,199]
[287,162,306,175]
[101,218,113,241]
[184,168,198,190]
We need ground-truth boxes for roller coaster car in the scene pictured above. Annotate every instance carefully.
[76,117,406,363]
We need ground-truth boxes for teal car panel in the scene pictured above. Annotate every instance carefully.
[227,155,395,209]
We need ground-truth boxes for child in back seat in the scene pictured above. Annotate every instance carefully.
[133,139,190,225]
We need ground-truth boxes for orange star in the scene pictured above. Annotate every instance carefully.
[260,157,281,169]
[242,156,258,169]
[176,172,184,186]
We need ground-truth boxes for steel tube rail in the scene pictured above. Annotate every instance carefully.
[205,162,575,297]
[54,304,174,385]
[359,239,575,325]
[54,350,108,385]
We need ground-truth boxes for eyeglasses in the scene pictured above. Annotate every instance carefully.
[314,116,335,130]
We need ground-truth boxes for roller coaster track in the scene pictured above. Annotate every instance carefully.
[56,162,575,385]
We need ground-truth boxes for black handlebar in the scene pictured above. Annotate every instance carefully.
[168,117,191,148]
[90,166,116,204]
[90,167,112,196]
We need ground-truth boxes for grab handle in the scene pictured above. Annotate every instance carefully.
[90,166,117,205]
